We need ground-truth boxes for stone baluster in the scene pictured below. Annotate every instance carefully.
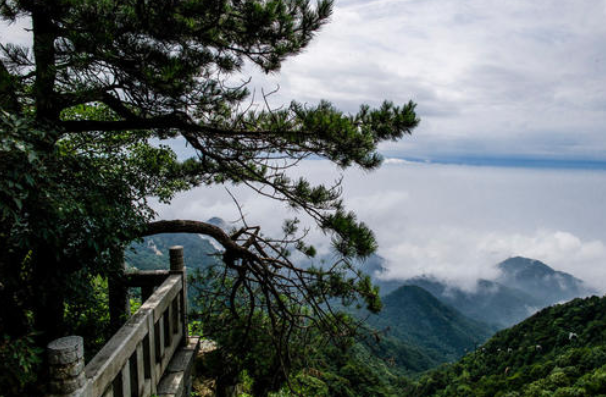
[47,336,86,397]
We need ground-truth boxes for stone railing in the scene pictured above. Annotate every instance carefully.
[46,246,199,397]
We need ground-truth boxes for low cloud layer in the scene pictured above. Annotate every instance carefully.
[378,228,606,292]
[155,161,606,293]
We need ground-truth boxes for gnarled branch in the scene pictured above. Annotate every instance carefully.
[143,219,255,262]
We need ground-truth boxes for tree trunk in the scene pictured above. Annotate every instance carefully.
[108,251,130,333]
[31,252,66,344]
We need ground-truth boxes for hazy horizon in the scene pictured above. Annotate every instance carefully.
[154,160,606,294]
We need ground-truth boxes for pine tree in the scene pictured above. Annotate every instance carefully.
[0,0,419,390]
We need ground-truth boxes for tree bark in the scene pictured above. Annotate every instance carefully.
[32,5,59,122]
[143,220,253,261]
[31,248,66,344]
[0,61,21,114]
[108,250,130,333]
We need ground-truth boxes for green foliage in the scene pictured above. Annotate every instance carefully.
[405,295,606,397]
[189,259,405,397]
[199,310,295,396]
[202,323,407,397]
[0,332,43,397]
[64,275,112,359]
[1,0,421,394]
[364,285,494,365]
[262,341,411,397]
[361,331,443,375]
[0,108,191,341]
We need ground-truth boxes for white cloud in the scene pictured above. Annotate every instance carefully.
[5,4,605,292]
[155,161,606,293]
[479,230,606,288]
[248,0,606,162]
[383,158,416,165]
[0,18,31,45]
[380,228,606,293]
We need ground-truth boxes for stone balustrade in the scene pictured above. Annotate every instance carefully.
[46,246,199,397]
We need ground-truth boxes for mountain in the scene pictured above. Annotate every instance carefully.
[365,285,496,365]
[372,256,596,328]
[497,256,595,306]
[206,216,231,231]
[127,230,499,377]
[362,254,404,296]
[126,231,225,311]
[402,276,541,328]
[406,294,606,397]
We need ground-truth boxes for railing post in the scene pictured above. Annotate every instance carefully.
[46,336,87,397]
[169,245,188,345]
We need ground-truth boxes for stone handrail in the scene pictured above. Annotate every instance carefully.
[47,246,189,397]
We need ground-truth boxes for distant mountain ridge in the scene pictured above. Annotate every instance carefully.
[126,231,599,377]
[497,256,593,306]
[125,231,222,272]
[128,229,497,373]
[371,256,597,328]
[401,276,540,328]
[206,216,230,231]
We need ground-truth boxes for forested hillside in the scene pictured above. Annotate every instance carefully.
[365,285,495,363]
[127,234,495,374]
[120,234,606,397]
[405,295,606,397]
[126,234,606,397]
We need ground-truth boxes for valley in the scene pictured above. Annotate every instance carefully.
[126,229,604,396]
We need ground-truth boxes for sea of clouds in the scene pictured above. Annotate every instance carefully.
[154,160,606,293]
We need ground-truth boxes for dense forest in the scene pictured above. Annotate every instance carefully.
[203,292,606,397]
[405,295,606,397]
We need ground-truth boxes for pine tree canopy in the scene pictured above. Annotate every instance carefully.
[0,0,419,383]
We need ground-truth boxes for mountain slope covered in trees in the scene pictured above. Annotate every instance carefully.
[405,294,606,397]
[126,234,606,397]
[402,277,540,328]
[365,285,496,364]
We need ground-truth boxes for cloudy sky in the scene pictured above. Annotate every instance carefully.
[248,0,606,167]
[3,1,606,290]
[158,0,606,291]
[156,161,606,292]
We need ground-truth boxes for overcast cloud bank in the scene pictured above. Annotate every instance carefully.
[155,161,606,293]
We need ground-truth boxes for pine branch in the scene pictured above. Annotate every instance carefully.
[0,60,20,113]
